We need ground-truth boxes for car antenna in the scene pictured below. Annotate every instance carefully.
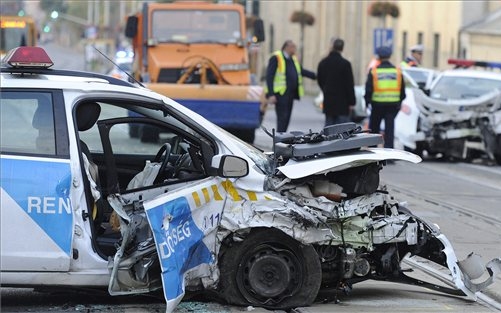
[92,45,145,88]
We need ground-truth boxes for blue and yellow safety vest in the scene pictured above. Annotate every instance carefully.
[266,50,304,97]
[371,66,402,103]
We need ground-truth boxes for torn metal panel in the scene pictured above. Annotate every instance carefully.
[277,148,421,179]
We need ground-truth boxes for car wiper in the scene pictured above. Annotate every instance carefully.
[460,93,480,99]
[158,39,191,46]
[189,40,229,46]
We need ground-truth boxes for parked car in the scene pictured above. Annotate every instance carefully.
[314,86,368,124]
[2,47,499,312]
[395,61,501,163]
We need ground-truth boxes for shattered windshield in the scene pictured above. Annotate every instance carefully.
[151,10,242,44]
[430,76,501,100]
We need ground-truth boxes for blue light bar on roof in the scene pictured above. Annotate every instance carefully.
[448,59,501,70]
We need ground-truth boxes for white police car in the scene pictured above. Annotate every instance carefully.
[1,47,499,312]
[395,60,501,163]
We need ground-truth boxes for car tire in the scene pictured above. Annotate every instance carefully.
[218,228,321,309]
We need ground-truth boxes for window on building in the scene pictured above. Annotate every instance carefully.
[433,33,440,67]
[417,32,423,44]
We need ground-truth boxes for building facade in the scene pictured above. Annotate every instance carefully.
[257,0,501,90]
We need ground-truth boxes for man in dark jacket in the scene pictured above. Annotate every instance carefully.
[364,46,406,149]
[265,40,316,132]
[317,38,356,126]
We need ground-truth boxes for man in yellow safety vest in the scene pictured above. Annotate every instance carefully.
[364,46,406,149]
[265,40,316,132]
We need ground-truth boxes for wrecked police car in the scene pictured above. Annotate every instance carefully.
[396,60,501,163]
[1,47,500,312]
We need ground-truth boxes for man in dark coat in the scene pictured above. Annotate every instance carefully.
[317,38,356,126]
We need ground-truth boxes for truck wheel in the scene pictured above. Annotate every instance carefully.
[495,135,501,165]
[129,125,140,138]
[404,141,425,157]
[225,128,255,144]
[140,125,159,143]
[218,228,321,309]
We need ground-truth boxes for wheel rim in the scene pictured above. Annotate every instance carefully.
[237,243,302,304]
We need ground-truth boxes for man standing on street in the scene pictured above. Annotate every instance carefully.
[401,44,424,67]
[365,46,406,149]
[265,40,316,133]
[317,38,356,126]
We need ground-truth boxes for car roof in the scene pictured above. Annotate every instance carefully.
[0,68,167,104]
[438,69,501,80]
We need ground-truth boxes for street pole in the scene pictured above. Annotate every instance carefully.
[300,0,305,65]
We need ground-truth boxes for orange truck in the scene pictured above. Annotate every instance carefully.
[125,1,265,143]
[0,15,37,57]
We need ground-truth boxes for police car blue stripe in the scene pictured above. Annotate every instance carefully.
[145,196,212,302]
[0,156,73,255]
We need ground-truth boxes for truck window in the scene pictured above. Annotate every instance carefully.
[151,10,241,43]
[0,92,56,155]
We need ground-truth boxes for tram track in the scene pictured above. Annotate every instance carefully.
[386,181,501,228]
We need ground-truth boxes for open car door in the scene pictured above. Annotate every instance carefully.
[107,153,249,312]
[142,178,226,311]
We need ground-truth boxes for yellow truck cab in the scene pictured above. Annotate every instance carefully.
[125,1,265,143]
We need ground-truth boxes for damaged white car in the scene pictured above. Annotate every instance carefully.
[396,67,501,164]
[1,47,500,312]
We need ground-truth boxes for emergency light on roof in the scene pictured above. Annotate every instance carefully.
[2,46,54,68]
[448,58,501,70]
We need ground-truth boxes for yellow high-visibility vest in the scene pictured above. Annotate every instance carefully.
[265,50,304,97]
[371,66,402,103]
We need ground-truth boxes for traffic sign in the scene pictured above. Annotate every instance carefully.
[373,28,393,55]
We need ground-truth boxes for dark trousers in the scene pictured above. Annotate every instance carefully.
[369,104,400,148]
[275,92,295,132]
[325,114,351,127]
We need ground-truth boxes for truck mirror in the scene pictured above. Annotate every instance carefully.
[253,19,265,43]
[125,16,138,38]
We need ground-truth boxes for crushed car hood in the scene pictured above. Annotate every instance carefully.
[277,148,421,179]
[415,89,501,115]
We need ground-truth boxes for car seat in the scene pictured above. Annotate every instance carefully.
[76,102,107,230]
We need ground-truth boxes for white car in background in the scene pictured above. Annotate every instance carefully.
[314,86,368,124]
[395,63,501,164]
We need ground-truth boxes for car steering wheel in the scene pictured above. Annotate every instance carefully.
[153,143,172,183]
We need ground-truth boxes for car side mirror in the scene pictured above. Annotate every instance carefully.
[253,19,265,43]
[125,16,138,38]
[212,155,248,178]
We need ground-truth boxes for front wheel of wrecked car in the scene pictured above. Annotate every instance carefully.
[218,228,322,310]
